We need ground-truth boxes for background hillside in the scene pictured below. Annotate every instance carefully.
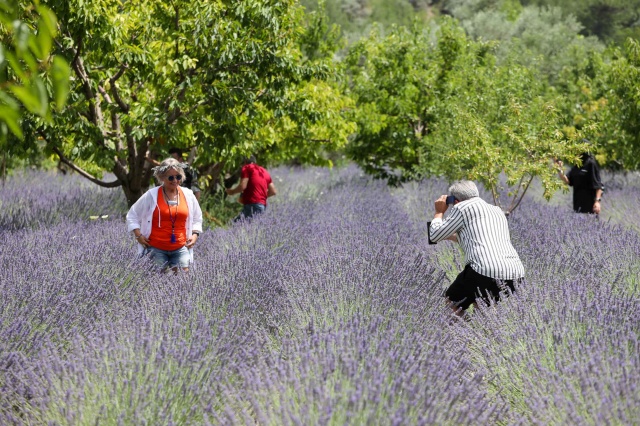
[301,0,640,46]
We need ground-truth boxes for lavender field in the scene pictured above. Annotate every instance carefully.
[1,167,640,425]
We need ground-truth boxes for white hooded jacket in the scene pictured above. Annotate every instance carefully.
[126,186,203,262]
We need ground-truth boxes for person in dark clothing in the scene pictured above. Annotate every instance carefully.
[556,152,604,214]
[226,155,277,221]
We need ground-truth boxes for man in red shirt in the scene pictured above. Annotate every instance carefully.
[226,155,277,221]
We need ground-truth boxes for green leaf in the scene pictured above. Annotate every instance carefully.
[0,105,23,139]
[12,20,31,54]
[9,76,48,118]
[36,5,58,38]
[35,18,53,59]
[4,49,27,80]
[51,56,71,110]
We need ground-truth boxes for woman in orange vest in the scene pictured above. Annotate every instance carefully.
[126,158,203,272]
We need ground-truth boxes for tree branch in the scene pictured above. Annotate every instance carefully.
[54,37,102,128]
[110,63,128,84]
[508,176,534,214]
[125,124,137,178]
[137,136,153,185]
[507,175,525,213]
[97,84,113,104]
[95,84,126,153]
[72,55,105,131]
[490,185,499,210]
[110,64,130,113]
[111,83,130,113]
[48,143,121,188]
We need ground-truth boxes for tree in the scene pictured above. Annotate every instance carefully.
[13,0,353,206]
[345,17,593,213]
[596,38,640,170]
[344,20,444,185]
[0,0,70,179]
[225,0,356,174]
[300,0,427,45]
[443,1,604,85]
[521,0,640,44]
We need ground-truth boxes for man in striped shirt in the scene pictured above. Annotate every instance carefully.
[429,181,525,314]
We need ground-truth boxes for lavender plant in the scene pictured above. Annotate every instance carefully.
[1,166,639,425]
[0,170,127,230]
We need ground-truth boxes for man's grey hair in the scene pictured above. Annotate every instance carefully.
[152,157,187,184]
[448,180,479,202]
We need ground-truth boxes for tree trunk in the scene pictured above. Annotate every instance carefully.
[120,177,148,208]
[200,161,226,196]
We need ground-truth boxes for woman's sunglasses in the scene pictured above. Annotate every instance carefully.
[167,175,183,182]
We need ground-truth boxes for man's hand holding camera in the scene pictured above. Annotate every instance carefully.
[432,195,458,243]
[434,195,449,218]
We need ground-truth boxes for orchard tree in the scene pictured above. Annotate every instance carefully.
[0,0,69,178]
[223,1,356,175]
[344,20,445,185]
[551,38,640,171]
[345,17,593,213]
[434,87,594,213]
[596,38,640,170]
[14,0,353,205]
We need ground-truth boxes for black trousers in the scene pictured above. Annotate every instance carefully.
[445,264,518,310]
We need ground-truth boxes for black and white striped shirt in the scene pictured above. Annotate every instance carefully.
[429,197,525,280]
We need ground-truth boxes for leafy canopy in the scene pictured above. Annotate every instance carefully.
[596,39,640,170]
[12,0,353,204]
[0,0,70,159]
[345,17,594,212]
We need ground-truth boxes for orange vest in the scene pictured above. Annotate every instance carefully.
[148,187,189,251]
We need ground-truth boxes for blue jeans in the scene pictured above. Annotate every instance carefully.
[234,203,266,222]
[145,246,190,269]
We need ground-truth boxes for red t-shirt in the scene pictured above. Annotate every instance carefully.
[240,163,272,205]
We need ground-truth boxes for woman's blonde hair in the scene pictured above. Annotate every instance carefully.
[152,157,186,185]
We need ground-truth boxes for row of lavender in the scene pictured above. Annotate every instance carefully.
[1,168,639,424]
[0,171,128,231]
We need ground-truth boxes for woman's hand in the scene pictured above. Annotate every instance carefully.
[136,234,150,248]
[555,159,569,184]
[593,200,601,215]
[186,233,198,249]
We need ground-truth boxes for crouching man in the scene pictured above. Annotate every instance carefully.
[429,181,525,315]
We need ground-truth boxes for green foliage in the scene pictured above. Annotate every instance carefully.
[445,2,604,85]
[0,0,70,169]
[344,20,444,185]
[521,0,640,44]
[9,0,354,205]
[197,192,240,228]
[552,37,640,171]
[301,0,428,44]
[596,39,640,170]
[345,17,593,212]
